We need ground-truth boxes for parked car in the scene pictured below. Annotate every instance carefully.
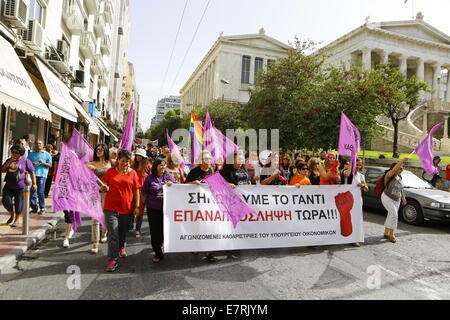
[363,166,450,225]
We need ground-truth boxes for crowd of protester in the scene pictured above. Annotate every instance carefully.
[1,138,417,272]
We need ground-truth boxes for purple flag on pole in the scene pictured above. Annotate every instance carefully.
[203,172,256,228]
[415,122,443,175]
[53,143,104,228]
[338,113,361,175]
[204,112,239,165]
[66,211,83,233]
[166,129,186,169]
[67,128,94,164]
[120,103,134,152]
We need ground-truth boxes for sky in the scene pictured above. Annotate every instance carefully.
[128,0,450,132]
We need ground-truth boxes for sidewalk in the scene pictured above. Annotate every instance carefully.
[0,195,63,274]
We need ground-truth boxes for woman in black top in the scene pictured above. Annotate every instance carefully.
[308,157,321,185]
[219,151,250,186]
[185,150,214,184]
[279,154,294,184]
[261,152,288,185]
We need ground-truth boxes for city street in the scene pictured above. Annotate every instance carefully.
[0,208,448,300]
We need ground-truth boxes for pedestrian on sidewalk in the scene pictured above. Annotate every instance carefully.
[132,148,151,238]
[142,158,176,263]
[86,144,112,254]
[381,158,408,243]
[101,150,141,272]
[1,145,37,228]
[44,144,59,198]
[27,140,52,215]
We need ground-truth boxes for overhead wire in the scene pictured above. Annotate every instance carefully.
[157,0,189,101]
[168,0,212,95]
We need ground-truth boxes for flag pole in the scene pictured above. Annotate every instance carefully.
[408,150,416,158]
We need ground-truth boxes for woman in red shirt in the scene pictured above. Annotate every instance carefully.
[101,150,141,272]
[318,153,341,185]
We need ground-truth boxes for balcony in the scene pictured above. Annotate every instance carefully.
[80,32,96,59]
[84,0,99,15]
[103,0,114,24]
[62,0,84,35]
[94,14,105,38]
[98,72,108,87]
[101,34,111,55]
[91,54,105,75]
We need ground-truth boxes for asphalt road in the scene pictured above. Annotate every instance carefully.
[0,208,449,300]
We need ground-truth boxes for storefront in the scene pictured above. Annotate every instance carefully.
[0,35,51,192]
[0,36,51,156]
[95,117,119,146]
[73,99,100,147]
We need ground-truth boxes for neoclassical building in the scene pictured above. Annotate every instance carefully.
[180,28,290,113]
[318,13,450,153]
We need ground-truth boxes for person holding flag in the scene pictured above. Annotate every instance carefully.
[101,150,141,272]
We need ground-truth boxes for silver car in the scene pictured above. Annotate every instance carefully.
[363,166,450,225]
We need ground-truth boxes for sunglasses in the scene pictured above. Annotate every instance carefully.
[300,167,310,171]
[96,148,104,152]
[11,151,20,155]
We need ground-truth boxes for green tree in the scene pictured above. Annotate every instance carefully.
[368,64,428,158]
[194,100,246,133]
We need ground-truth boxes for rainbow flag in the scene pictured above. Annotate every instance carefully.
[190,112,204,165]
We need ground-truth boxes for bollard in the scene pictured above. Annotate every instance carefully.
[22,173,32,236]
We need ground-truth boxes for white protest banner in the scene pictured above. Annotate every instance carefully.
[163,185,364,253]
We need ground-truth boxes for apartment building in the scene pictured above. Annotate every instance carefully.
[0,0,134,171]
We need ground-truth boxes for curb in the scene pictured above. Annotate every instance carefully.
[0,215,63,275]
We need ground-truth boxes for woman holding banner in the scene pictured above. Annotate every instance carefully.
[101,150,141,272]
[165,153,188,184]
[142,158,176,263]
[381,158,408,244]
[219,151,250,186]
[289,160,312,186]
[260,152,288,186]
[184,150,217,262]
[86,144,111,254]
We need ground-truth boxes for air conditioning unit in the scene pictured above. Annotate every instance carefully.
[20,19,44,52]
[57,39,69,62]
[72,70,85,87]
[1,0,28,29]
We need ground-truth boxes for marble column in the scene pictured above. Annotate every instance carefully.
[362,48,371,70]
[416,58,425,82]
[444,116,449,139]
[432,63,442,99]
[399,54,408,78]
[422,113,428,136]
[379,50,389,65]
[446,68,450,102]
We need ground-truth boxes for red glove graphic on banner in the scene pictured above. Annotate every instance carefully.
[335,191,354,237]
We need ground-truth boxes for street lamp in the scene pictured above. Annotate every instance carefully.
[221,78,230,101]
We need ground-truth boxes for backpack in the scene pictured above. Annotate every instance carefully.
[374,171,394,199]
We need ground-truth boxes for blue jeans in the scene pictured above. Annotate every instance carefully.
[2,188,24,214]
[30,176,47,211]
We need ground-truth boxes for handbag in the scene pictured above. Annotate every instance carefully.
[4,159,25,184]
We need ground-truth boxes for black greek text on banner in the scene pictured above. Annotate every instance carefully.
[163,185,364,253]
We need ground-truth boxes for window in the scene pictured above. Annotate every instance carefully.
[254,57,264,84]
[28,0,46,26]
[267,59,275,68]
[241,56,251,84]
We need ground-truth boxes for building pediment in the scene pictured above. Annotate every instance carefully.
[376,21,450,46]
[222,34,291,52]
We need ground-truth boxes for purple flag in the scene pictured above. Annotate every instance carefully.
[204,112,239,165]
[203,172,256,228]
[416,122,443,175]
[67,128,94,164]
[338,113,361,175]
[67,211,83,233]
[120,104,134,152]
[166,129,186,169]
[53,143,104,228]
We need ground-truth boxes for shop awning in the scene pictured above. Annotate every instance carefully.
[35,58,78,123]
[73,100,100,136]
[96,118,119,142]
[0,36,51,121]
